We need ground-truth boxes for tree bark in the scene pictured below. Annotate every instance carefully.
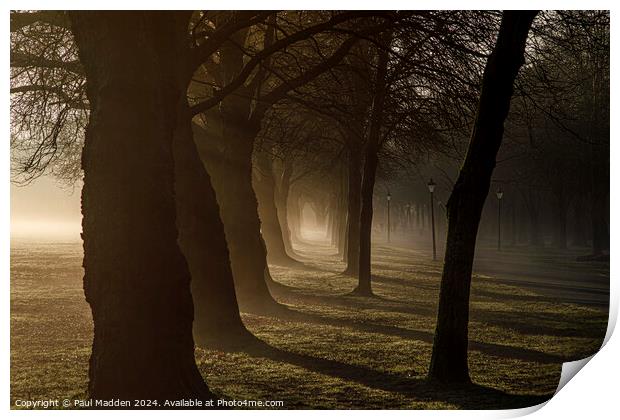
[354,34,390,296]
[70,11,214,400]
[275,160,298,257]
[173,101,251,346]
[428,11,537,384]
[337,167,349,257]
[194,122,283,313]
[254,150,301,266]
[343,148,362,275]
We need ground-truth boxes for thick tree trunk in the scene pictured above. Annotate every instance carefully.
[71,11,214,400]
[354,34,390,296]
[195,123,282,313]
[189,25,283,313]
[173,102,251,346]
[428,11,536,384]
[343,149,362,275]
[254,151,301,266]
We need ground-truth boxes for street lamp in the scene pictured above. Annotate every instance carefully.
[496,187,504,251]
[427,178,437,260]
[387,191,391,243]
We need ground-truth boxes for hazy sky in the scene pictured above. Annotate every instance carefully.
[11,176,82,241]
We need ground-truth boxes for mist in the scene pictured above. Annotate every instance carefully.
[11,176,81,241]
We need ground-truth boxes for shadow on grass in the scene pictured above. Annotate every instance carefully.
[471,309,607,340]
[211,337,551,409]
[278,309,568,365]
[277,285,437,318]
[276,274,605,344]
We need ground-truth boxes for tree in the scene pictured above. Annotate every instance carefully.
[69,11,214,400]
[189,12,393,311]
[428,10,538,383]
[10,10,258,347]
[355,33,391,296]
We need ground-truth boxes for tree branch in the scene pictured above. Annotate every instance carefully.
[189,11,374,116]
[10,51,84,75]
[10,11,71,32]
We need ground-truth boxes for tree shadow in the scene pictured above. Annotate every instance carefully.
[272,278,599,362]
[211,337,551,409]
[278,309,568,365]
[471,308,607,340]
[371,274,439,291]
[281,288,437,318]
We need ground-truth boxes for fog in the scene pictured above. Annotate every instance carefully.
[11,177,82,241]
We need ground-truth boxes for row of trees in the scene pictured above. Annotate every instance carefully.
[10,10,608,399]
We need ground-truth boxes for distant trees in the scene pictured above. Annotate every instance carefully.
[188,11,398,312]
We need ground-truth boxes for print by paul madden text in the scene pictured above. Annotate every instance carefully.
[13,398,285,409]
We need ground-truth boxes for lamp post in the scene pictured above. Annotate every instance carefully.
[387,191,391,243]
[427,178,436,260]
[496,187,504,251]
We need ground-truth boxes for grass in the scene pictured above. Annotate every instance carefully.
[10,237,608,409]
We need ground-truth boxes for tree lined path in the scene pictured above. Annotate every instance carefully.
[10,10,608,408]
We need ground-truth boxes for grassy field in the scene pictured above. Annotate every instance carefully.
[10,238,608,409]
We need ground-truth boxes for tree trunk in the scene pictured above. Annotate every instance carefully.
[70,11,214,400]
[173,101,251,346]
[275,161,298,257]
[356,151,380,296]
[194,123,283,313]
[428,11,536,384]
[354,34,390,296]
[343,148,362,275]
[289,188,303,243]
[254,150,301,266]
